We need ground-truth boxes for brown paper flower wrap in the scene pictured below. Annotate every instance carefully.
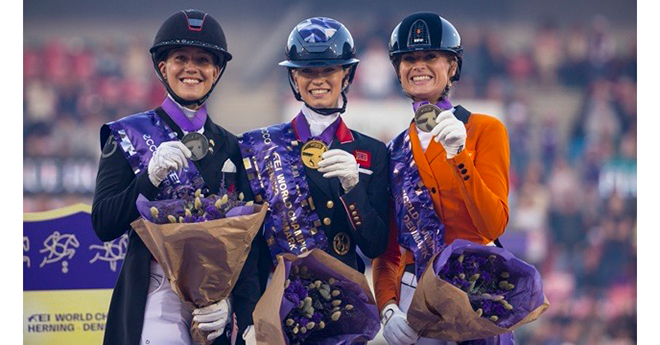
[131,202,268,345]
[406,239,550,342]
[252,249,380,345]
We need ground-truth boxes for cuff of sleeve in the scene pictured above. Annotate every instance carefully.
[136,171,161,201]
[339,181,367,231]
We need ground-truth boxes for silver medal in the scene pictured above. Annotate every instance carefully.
[414,103,442,133]
[181,132,210,161]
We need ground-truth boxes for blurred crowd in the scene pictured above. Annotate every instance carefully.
[23,14,636,345]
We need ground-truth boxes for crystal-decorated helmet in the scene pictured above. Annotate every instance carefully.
[389,12,463,81]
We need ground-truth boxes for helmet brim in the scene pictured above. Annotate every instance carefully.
[390,47,462,58]
[278,58,359,68]
[150,41,233,62]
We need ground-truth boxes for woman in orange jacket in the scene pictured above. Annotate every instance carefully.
[372,12,512,345]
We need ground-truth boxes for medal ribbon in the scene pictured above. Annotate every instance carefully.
[161,96,208,132]
[238,122,328,261]
[389,128,447,278]
[292,112,341,146]
[412,98,453,113]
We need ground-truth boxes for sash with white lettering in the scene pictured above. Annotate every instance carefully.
[238,122,328,261]
[101,110,206,200]
[388,129,446,278]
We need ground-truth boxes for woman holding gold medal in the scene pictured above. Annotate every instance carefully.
[92,9,262,345]
[372,12,513,345]
[237,16,390,331]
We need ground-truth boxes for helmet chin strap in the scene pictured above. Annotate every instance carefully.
[305,91,348,115]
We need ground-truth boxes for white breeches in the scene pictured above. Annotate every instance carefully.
[140,260,194,345]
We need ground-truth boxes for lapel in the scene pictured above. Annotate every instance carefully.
[305,165,334,201]
[425,138,446,165]
[408,123,440,190]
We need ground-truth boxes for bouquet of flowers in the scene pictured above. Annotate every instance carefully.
[407,239,549,341]
[253,249,380,345]
[138,186,256,224]
[131,187,268,345]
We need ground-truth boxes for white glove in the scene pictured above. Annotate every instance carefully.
[242,325,256,345]
[147,141,192,187]
[317,149,359,192]
[382,303,419,345]
[192,298,231,341]
[431,109,467,159]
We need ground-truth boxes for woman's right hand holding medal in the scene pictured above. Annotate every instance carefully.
[147,141,192,187]
[318,149,359,192]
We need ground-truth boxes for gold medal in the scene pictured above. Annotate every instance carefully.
[300,140,328,169]
[181,132,210,161]
[414,104,442,133]
[332,232,351,256]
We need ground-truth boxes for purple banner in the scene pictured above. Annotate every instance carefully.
[388,129,446,278]
[104,110,206,200]
[23,205,124,291]
[238,122,328,261]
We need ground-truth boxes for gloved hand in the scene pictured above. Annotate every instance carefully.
[242,325,256,345]
[431,109,467,159]
[382,303,419,345]
[147,141,192,187]
[317,149,359,192]
[192,298,231,341]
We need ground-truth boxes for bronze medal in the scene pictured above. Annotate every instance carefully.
[414,103,442,133]
[181,132,210,161]
[332,232,351,256]
[300,140,328,169]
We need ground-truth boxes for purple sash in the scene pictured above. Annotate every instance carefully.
[102,110,206,200]
[238,122,328,261]
[388,129,446,278]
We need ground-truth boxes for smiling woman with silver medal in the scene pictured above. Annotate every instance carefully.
[92,9,262,345]
[236,17,390,342]
[372,12,514,345]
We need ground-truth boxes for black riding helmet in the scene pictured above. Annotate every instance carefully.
[150,9,232,107]
[279,17,359,115]
[389,12,463,82]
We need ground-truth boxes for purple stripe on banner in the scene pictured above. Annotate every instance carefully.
[23,209,123,291]
[389,129,446,278]
[238,122,328,262]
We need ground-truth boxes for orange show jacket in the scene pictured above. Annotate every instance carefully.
[372,113,510,312]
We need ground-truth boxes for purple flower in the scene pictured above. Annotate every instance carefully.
[438,252,516,324]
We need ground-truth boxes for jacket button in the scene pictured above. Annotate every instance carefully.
[355,222,362,226]
[353,216,360,222]
[458,163,465,169]
[326,201,334,209]
[463,175,470,181]
[349,204,356,211]
[351,210,357,216]
[431,187,436,194]
[323,217,331,226]
[461,169,468,174]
